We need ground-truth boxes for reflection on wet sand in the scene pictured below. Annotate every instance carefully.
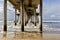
[43,33,60,40]
[0,32,43,40]
[0,32,60,40]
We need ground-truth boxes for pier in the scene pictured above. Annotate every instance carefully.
[0,0,43,40]
[4,0,42,32]
[0,0,60,40]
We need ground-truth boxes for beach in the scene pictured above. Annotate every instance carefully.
[0,21,60,40]
[0,32,60,40]
[43,33,60,40]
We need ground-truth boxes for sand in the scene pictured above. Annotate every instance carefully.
[0,32,60,40]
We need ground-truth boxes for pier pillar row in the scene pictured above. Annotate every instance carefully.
[34,8,36,26]
[4,0,7,32]
[14,8,17,26]
[21,0,24,32]
[40,0,42,32]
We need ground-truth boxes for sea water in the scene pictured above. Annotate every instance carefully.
[0,21,14,31]
[0,21,60,33]
[43,22,60,33]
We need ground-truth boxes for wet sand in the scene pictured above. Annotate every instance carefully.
[0,32,60,40]
[43,33,60,40]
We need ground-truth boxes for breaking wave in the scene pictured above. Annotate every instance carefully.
[43,25,60,32]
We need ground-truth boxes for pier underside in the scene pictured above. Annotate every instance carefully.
[3,0,42,32]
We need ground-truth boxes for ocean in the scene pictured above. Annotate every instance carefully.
[0,21,14,26]
[0,21,60,33]
[43,22,60,33]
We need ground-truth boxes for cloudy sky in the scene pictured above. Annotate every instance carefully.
[43,0,60,21]
[0,0,60,21]
[0,0,14,21]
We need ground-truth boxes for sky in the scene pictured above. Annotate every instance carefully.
[0,0,60,21]
[0,0,14,21]
[43,0,60,21]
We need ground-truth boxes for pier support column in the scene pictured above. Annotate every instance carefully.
[4,0,7,32]
[21,0,24,32]
[14,8,17,26]
[40,0,42,32]
[34,8,36,26]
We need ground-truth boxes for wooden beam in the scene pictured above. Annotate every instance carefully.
[34,9,36,26]
[40,0,42,32]
[28,0,32,7]
[24,0,39,7]
[21,0,24,32]
[14,8,17,25]
[9,0,17,6]
[4,0,7,32]
[8,0,20,9]
[26,7,34,10]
